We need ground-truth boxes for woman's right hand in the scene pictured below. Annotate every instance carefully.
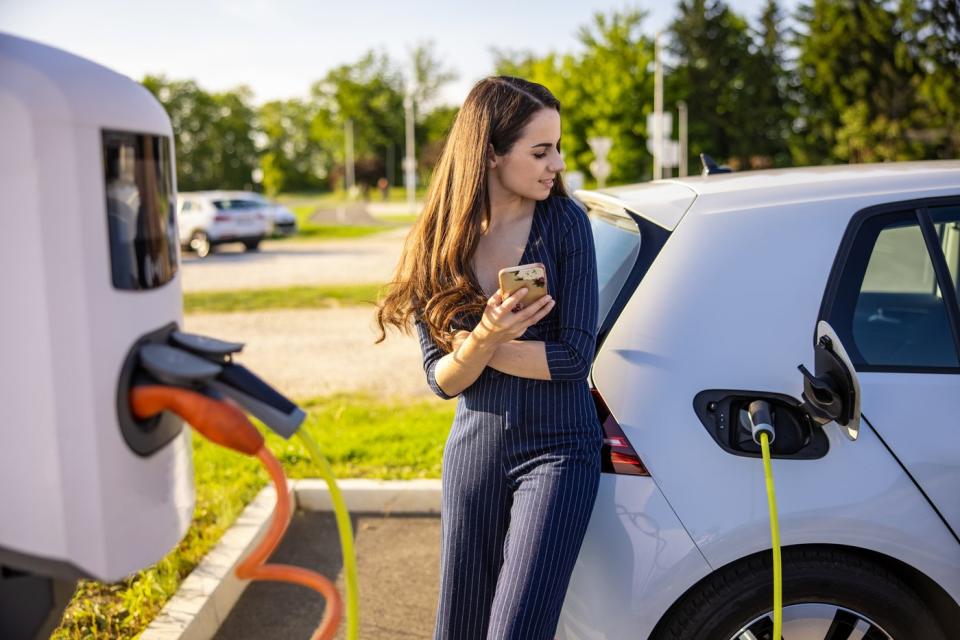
[473,287,556,346]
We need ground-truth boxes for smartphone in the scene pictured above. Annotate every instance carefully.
[498,262,548,309]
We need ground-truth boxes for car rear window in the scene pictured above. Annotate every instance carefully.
[212,199,261,210]
[581,198,670,338]
[590,209,641,325]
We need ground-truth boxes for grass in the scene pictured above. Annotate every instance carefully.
[276,187,428,207]
[183,283,385,314]
[268,190,423,243]
[52,392,455,639]
[274,203,413,242]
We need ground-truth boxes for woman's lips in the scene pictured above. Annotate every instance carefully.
[540,178,554,188]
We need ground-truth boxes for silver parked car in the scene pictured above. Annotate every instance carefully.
[176,191,270,257]
[242,191,298,237]
[557,161,960,640]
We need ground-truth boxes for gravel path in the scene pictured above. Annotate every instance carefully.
[180,228,409,292]
[183,307,434,402]
[180,229,444,402]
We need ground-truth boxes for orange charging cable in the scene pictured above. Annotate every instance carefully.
[131,385,343,640]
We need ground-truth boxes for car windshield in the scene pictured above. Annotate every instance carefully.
[212,199,261,210]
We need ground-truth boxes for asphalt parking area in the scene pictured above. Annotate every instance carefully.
[214,512,441,639]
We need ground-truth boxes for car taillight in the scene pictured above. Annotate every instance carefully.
[592,386,649,476]
[214,213,230,222]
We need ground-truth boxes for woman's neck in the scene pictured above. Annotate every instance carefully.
[486,183,534,232]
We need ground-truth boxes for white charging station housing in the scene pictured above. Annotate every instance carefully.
[0,33,194,583]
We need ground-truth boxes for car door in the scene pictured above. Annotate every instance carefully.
[820,198,960,538]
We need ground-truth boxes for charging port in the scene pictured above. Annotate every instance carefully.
[693,390,829,460]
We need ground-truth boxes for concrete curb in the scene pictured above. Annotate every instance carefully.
[141,479,441,640]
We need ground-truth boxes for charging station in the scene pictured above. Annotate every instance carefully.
[0,33,193,637]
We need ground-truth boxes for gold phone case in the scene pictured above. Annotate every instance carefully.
[498,262,548,307]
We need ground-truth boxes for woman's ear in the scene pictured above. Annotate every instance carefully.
[486,143,498,170]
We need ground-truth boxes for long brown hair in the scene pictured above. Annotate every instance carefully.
[374,76,567,351]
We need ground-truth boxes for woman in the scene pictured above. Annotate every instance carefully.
[375,76,601,639]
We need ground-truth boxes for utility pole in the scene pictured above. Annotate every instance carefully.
[386,143,394,187]
[678,100,688,178]
[403,91,416,214]
[344,118,355,195]
[653,32,664,181]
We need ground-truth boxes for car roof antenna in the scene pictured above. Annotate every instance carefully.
[700,153,733,176]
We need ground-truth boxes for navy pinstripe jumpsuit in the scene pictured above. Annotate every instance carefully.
[415,195,602,640]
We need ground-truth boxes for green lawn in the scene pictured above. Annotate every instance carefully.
[183,283,385,314]
[289,223,397,240]
[276,187,427,207]
[52,392,454,639]
[274,190,422,242]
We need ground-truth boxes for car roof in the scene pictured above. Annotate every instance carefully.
[579,160,960,230]
[179,190,265,200]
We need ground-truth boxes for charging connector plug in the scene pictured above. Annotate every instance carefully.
[747,400,775,445]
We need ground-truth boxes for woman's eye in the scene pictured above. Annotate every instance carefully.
[534,152,546,159]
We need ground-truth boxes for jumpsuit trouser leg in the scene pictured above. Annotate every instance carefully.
[433,412,601,640]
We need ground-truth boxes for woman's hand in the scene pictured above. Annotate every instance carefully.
[472,287,555,346]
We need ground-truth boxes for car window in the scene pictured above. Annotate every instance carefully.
[180,200,192,212]
[830,210,959,369]
[931,205,960,295]
[588,209,641,328]
[212,199,260,210]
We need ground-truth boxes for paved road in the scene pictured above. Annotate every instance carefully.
[180,227,409,292]
[214,513,441,640]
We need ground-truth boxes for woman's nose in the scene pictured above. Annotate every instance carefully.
[550,155,566,173]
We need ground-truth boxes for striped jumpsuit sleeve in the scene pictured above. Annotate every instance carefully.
[543,207,598,381]
[415,317,457,400]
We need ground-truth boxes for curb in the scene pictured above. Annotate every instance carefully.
[141,479,441,640]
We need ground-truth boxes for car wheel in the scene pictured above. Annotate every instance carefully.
[189,231,212,258]
[651,548,945,640]
[243,239,261,252]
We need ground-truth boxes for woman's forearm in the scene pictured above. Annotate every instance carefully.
[433,331,500,396]
[487,340,552,380]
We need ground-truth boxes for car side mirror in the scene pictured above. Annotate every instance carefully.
[798,320,861,441]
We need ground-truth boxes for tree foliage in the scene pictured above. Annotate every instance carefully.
[145,2,959,195]
[142,76,259,192]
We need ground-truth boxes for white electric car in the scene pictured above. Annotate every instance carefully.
[559,161,960,640]
[176,191,270,257]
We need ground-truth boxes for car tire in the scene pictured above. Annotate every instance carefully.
[243,239,261,252]
[651,548,945,640]
[189,231,212,258]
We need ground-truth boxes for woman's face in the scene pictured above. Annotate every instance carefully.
[490,108,566,201]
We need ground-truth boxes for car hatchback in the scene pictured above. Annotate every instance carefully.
[177,191,270,257]
[557,161,960,640]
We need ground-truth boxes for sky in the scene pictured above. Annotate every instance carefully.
[1,0,795,107]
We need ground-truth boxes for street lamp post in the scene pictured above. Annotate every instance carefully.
[678,100,688,178]
[403,92,416,215]
[344,118,355,195]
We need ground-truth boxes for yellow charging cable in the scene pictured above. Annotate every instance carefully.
[759,432,782,639]
[297,431,360,640]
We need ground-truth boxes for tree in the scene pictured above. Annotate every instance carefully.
[258,99,328,195]
[142,76,260,191]
[669,0,790,170]
[496,9,655,184]
[309,51,405,190]
[898,0,960,158]
[791,0,945,163]
[752,0,794,166]
[409,41,458,114]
